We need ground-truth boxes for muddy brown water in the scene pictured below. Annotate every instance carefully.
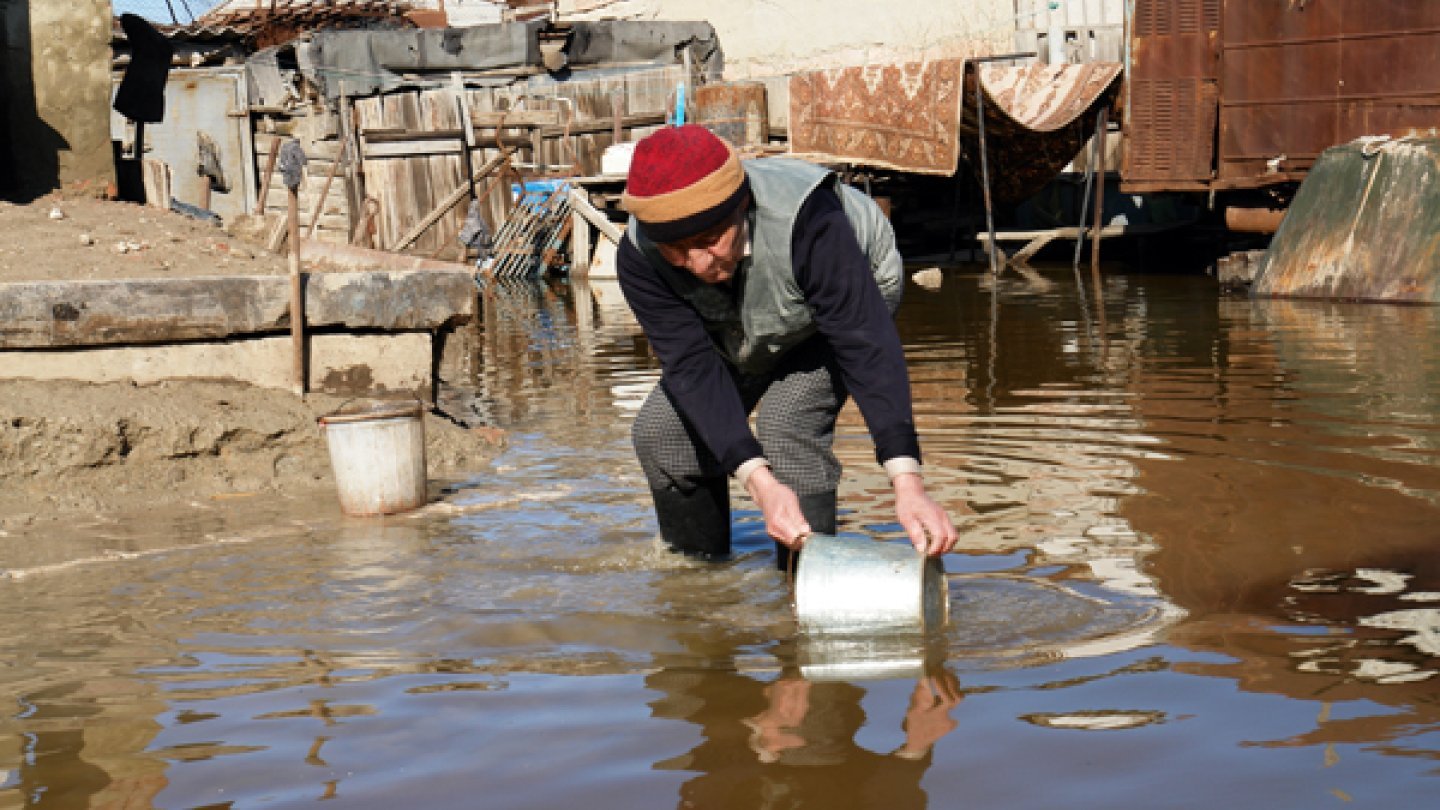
[3,266,1439,808]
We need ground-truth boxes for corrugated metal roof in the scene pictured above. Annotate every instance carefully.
[202,1,545,26]
[180,1,419,49]
[125,1,550,48]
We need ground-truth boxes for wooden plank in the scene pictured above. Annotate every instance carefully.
[340,84,362,235]
[469,109,562,128]
[363,139,467,158]
[421,87,464,254]
[254,134,342,161]
[567,187,622,244]
[394,150,513,251]
[256,138,280,215]
[570,210,591,276]
[142,159,171,209]
[308,145,345,239]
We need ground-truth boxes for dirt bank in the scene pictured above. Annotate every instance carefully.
[0,379,506,534]
[1,196,502,532]
[0,195,289,282]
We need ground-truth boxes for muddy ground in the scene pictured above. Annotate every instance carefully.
[0,196,505,534]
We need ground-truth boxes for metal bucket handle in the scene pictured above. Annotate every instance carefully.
[317,398,425,430]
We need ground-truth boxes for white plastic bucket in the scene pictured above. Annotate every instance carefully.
[794,534,949,635]
[318,400,427,516]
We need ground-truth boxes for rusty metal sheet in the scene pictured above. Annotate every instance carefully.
[694,82,769,149]
[1219,1,1440,187]
[1122,0,1221,190]
[1254,137,1440,303]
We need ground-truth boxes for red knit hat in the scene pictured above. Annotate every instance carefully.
[621,124,750,243]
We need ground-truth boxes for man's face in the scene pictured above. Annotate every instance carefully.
[655,205,747,284]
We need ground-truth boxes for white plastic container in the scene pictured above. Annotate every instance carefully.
[601,142,636,176]
[318,400,427,516]
[794,534,949,635]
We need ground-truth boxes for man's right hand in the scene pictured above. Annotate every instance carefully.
[743,466,812,548]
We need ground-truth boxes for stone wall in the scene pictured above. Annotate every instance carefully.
[0,0,115,200]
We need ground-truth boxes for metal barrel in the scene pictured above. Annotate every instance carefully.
[694,82,769,148]
[793,534,949,635]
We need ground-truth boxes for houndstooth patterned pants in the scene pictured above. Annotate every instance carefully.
[632,338,848,496]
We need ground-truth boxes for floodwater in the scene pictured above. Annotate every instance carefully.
[3,264,1439,809]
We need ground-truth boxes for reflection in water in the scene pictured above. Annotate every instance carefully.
[646,632,961,810]
[3,270,1440,806]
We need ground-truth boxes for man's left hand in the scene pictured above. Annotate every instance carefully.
[892,473,957,556]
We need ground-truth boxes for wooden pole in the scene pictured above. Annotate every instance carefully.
[453,72,477,201]
[256,137,280,216]
[973,61,1000,277]
[570,209,591,277]
[279,139,308,397]
[287,186,305,396]
[1089,107,1108,309]
[307,141,344,239]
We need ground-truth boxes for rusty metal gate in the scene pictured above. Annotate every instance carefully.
[1123,0,1221,192]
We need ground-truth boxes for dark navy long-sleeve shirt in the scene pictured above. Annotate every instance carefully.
[617,184,920,475]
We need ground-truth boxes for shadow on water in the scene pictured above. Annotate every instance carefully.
[2,267,1439,807]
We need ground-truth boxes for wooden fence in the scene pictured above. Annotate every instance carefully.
[258,65,683,262]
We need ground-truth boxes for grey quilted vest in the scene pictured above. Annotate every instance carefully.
[628,158,903,373]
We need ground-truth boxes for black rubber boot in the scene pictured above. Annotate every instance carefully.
[650,478,731,560]
[775,491,837,572]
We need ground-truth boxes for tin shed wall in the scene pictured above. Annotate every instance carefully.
[1121,0,1221,192]
[1125,0,1440,193]
[1218,1,1440,187]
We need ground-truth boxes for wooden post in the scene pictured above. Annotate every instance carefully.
[570,209,591,277]
[1089,106,1108,303]
[256,137,280,216]
[279,140,308,397]
[567,187,622,244]
[973,61,1000,277]
[288,188,305,395]
[339,83,364,236]
[611,88,625,144]
[308,141,344,239]
[453,73,477,201]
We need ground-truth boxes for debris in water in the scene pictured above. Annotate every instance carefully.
[912,267,943,290]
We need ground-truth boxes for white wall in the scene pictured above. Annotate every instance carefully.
[558,0,1017,79]
[1014,0,1126,63]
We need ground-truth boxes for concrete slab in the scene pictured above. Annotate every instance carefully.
[1,332,433,396]
[0,269,478,349]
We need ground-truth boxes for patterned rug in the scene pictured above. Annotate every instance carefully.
[960,62,1122,203]
[788,59,965,176]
